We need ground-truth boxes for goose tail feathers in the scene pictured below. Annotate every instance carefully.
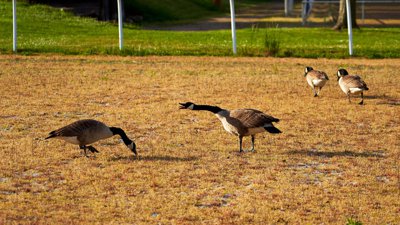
[45,131,57,139]
[264,126,282,134]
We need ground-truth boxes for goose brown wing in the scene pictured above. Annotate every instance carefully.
[230,109,279,128]
[51,119,104,137]
[308,70,328,80]
[342,75,367,89]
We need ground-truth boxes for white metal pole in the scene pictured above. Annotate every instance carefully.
[12,0,17,52]
[117,0,123,50]
[285,0,289,16]
[345,0,353,56]
[229,0,237,55]
[302,0,308,25]
[285,0,293,16]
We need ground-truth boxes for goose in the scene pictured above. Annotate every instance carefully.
[45,119,137,156]
[336,68,369,105]
[304,66,329,97]
[179,102,281,152]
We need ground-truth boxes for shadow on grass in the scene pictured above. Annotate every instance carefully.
[287,149,386,158]
[361,94,399,105]
[109,155,199,162]
[374,98,400,106]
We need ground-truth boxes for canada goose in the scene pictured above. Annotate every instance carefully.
[179,102,281,152]
[304,66,329,97]
[337,69,369,105]
[45,119,137,156]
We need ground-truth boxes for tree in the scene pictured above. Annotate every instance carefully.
[212,0,222,8]
[333,0,359,30]
[100,0,121,21]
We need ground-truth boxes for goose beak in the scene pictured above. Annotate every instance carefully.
[179,103,186,109]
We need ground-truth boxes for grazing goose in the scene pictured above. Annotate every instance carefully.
[45,119,137,156]
[179,102,281,152]
[304,66,329,97]
[337,69,369,105]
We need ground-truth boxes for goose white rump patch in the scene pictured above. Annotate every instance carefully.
[349,87,364,94]
[312,79,327,87]
[57,136,80,145]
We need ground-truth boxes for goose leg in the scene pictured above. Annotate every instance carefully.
[359,92,364,105]
[317,87,322,96]
[239,136,244,152]
[87,146,99,153]
[79,145,88,157]
[250,135,255,152]
[347,91,351,103]
[313,86,318,97]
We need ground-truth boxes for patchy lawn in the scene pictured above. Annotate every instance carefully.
[0,55,399,224]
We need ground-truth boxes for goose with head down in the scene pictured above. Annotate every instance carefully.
[45,119,137,157]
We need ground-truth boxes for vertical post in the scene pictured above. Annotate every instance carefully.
[117,0,123,50]
[288,0,293,15]
[285,0,293,16]
[229,0,237,55]
[301,1,306,25]
[361,1,365,24]
[345,0,353,56]
[12,0,17,52]
[285,0,289,16]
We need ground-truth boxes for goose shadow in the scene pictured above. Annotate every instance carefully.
[287,149,386,158]
[109,155,199,162]
[360,94,399,105]
[363,94,388,100]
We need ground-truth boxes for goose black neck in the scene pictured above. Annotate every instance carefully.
[193,105,223,114]
[110,127,133,145]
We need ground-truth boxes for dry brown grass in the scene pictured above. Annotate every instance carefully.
[0,55,399,224]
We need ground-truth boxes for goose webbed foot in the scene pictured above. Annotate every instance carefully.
[79,145,99,157]
[236,150,245,156]
[87,146,99,153]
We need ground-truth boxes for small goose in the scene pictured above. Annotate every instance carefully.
[179,102,281,152]
[45,119,137,156]
[304,66,329,97]
[337,68,369,105]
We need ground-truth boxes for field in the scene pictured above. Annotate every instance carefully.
[0,55,399,224]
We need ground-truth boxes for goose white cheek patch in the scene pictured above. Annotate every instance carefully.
[188,104,194,110]
[127,142,135,149]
